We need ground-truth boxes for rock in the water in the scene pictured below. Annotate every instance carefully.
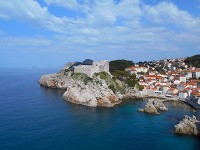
[174,115,199,135]
[138,108,144,112]
[142,99,168,114]
[144,100,158,114]
[153,99,168,111]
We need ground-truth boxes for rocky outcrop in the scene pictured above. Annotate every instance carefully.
[142,99,168,114]
[174,115,199,135]
[144,100,158,114]
[138,108,144,112]
[153,99,168,111]
[39,62,122,107]
[39,72,72,89]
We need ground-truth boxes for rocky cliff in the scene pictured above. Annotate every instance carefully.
[39,62,136,107]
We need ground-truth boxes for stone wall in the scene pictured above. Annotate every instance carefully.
[74,60,109,77]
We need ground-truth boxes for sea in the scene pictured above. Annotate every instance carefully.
[0,68,199,150]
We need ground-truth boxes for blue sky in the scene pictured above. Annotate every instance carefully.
[0,0,200,67]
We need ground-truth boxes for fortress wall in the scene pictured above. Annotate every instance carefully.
[74,60,110,77]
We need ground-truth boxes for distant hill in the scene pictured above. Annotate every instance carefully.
[184,54,200,68]
[82,59,93,65]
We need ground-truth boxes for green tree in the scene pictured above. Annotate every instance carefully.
[109,59,134,72]
[112,70,137,87]
[184,54,200,68]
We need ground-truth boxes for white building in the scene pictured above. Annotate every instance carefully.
[192,70,200,79]
[179,92,188,99]
[74,60,110,77]
[179,76,186,83]
[125,66,148,74]
[185,72,192,79]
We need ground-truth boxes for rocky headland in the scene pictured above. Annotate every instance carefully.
[174,115,199,136]
[39,62,137,107]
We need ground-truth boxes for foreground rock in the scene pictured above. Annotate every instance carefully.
[153,99,168,111]
[39,62,125,107]
[138,108,144,112]
[174,115,199,136]
[144,100,158,114]
[142,99,168,114]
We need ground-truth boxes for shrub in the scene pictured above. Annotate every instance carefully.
[127,79,137,87]
[108,84,116,93]
[137,84,144,91]
[72,73,92,85]
[84,77,92,85]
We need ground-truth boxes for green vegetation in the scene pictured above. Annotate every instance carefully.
[95,72,110,80]
[184,54,200,68]
[108,84,116,93]
[137,84,144,91]
[112,70,137,87]
[109,59,134,72]
[71,73,92,85]
[94,72,123,93]
[155,66,166,74]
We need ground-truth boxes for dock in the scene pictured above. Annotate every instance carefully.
[182,98,200,109]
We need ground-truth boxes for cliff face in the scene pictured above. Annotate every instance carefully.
[63,78,120,107]
[39,63,127,107]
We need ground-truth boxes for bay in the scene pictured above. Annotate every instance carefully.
[0,68,199,150]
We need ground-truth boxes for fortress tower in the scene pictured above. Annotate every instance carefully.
[74,60,110,77]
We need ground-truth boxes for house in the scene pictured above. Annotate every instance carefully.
[191,88,200,98]
[161,86,170,94]
[179,75,186,83]
[167,88,179,96]
[144,75,162,80]
[179,91,188,99]
[186,81,197,89]
[173,79,180,85]
[191,70,200,79]
[125,66,148,74]
[184,71,192,79]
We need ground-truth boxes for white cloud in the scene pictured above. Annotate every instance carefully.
[44,0,83,10]
[0,0,75,33]
[142,2,200,31]
[0,0,200,61]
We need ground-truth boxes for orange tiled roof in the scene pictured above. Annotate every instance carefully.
[145,75,162,79]
[191,88,200,96]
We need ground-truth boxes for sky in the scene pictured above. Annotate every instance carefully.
[0,0,200,67]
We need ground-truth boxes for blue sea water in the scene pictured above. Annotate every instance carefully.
[0,68,199,150]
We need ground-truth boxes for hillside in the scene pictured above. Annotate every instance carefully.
[184,54,200,68]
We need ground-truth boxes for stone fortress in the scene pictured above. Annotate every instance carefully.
[74,60,110,78]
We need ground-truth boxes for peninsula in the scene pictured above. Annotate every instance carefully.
[39,60,138,107]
